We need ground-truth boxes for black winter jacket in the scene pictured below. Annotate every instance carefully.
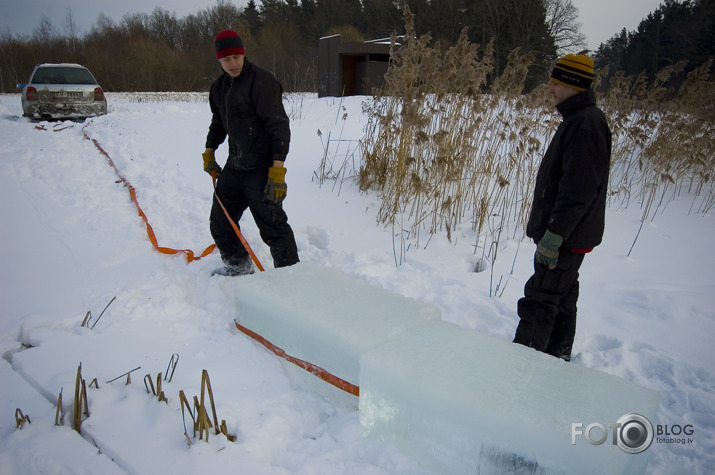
[526,89,611,249]
[206,60,290,170]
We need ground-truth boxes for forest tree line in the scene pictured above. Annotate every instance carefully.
[595,0,714,87]
[0,0,712,94]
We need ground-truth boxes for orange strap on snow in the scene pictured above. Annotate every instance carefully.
[211,172,265,272]
[234,320,360,396]
[81,128,215,262]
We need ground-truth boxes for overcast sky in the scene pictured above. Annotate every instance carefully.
[1,0,664,51]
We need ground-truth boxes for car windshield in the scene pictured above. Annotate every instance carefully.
[31,67,97,85]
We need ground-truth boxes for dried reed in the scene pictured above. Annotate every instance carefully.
[355,6,714,266]
[359,6,552,267]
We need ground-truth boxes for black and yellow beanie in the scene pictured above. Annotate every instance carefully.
[550,54,594,91]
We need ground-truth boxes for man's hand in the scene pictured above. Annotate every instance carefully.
[202,149,222,177]
[265,166,287,204]
[535,229,563,270]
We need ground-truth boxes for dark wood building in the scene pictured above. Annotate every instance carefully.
[318,35,393,97]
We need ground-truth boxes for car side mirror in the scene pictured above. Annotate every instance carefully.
[16,83,25,89]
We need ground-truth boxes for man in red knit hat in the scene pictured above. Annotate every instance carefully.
[203,30,299,276]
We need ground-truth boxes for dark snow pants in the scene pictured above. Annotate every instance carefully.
[513,249,586,360]
[210,165,299,270]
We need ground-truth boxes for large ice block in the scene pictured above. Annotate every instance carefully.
[233,261,441,395]
[359,320,661,475]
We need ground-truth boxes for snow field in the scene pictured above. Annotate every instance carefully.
[0,92,714,474]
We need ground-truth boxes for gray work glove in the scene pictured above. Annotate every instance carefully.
[535,229,563,270]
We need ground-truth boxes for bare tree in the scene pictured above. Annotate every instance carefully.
[544,0,586,55]
[64,8,81,61]
[34,15,57,45]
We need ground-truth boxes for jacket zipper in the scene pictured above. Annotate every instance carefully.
[223,75,234,135]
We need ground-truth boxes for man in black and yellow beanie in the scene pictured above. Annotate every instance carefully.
[203,30,299,276]
[513,53,611,361]
[550,53,595,91]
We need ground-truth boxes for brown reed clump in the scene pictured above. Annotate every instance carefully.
[359,5,552,264]
[602,58,715,219]
[354,6,714,265]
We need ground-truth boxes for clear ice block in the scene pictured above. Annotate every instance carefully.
[233,261,441,392]
[359,320,661,475]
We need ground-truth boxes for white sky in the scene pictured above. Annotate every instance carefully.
[1,0,664,50]
[572,0,665,50]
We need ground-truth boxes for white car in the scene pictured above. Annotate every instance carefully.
[19,63,107,120]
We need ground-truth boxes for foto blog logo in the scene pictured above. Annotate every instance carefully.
[571,413,655,454]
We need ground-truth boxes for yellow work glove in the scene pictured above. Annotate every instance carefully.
[264,166,287,204]
[202,150,222,177]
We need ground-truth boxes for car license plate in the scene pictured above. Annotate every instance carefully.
[53,91,83,100]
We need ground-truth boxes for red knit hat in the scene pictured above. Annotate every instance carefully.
[215,30,245,59]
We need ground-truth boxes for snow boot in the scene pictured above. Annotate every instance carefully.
[211,264,255,277]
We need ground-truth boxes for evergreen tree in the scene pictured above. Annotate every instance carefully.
[595,0,714,90]
[362,0,402,39]
[244,0,262,37]
[594,28,629,76]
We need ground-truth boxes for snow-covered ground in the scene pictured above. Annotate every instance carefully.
[0,92,713,474]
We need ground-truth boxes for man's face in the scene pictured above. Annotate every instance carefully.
[219,54,245,78]
[549,80,579,105]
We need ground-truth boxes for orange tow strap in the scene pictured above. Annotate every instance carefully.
[211,172,265,271]
[81,128,215,262]
[234,320,359,396]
